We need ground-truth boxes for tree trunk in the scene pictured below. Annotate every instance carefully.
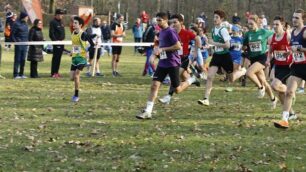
[49,0,55,14]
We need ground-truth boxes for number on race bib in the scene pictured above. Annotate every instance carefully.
[293,52,306,62]
[215,46,224,52]
[249,41,262,52]
[160,51,167,60]
[274,51,286,61]
[177,48,183,55]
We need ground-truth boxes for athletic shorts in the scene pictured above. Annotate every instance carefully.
[153,66,180,88]
[89,47,102,60]
[112,46,122,55]
[71,56,86,71]
[231,54,242,65]
[250,54,267,66]
[290,63,306,81]
[274,65,291,84]
[201,50,209,60]
[180,56,190,70]
[209,53,233,74]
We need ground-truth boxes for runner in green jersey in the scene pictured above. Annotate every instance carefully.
[243,14,277,109]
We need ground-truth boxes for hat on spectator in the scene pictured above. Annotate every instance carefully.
[55,9,65,15]
[19,11,28,19]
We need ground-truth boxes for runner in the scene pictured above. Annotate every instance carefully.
[274,9,306,128]
[268,16,294,114]
[70,16,96,102]
[158,13,199,105]
[242,14,277,109]
[198,10,246,106]
[136,12,197,119]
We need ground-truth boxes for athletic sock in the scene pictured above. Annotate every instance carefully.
[168,87,174,96]
[282,111,289,121]
[74,90,79,97]
[145,101,154,114]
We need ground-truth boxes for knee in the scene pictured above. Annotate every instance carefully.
[286,89,295,97]
[246,70,253,78]
[207,73,214,81]
[150,82,159,91]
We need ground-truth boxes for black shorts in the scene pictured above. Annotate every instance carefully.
[290,63,306,81]
[89,47,102,60]
[70,64,85,71]
[209,53,233,74]
[250,54,267,66]
[180,56,190,70]
[153,66,180,88]
[274,65,291,84]
[112,46,122,55]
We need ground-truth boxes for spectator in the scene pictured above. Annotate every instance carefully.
[260,14,268,29]
[49,9,66,78]
[132,18,143,54]
[27,19,44,78]
[0,17,4,79]
[11,11,29,79]
[101,20,112,56]
[142,18,157,76]
[140,11,149,29]
[85,17,104,76]
[232,12,241,24]
[111,14,125,77]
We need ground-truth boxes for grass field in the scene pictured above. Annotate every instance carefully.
[0,30,306,171]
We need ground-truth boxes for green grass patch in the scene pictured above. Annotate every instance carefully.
[0,30,306,171]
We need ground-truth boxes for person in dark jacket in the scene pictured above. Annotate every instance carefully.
[27,19,44,78]
[11,11,29,79]
[101,20,112,56]
[142,19,156,76]
[49,9,65,78]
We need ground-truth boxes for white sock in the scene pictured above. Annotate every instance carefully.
[282,111,289,121]
[145,101,154,113]
[187,76,196,85]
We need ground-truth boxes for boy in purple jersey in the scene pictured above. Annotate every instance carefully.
[136,12,197,119]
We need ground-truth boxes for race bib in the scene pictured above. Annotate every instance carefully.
[231,43,241,51]
[249,41,262,52]
[72,46,81,54]
[215,46,224,52]
[160,50,167,60]
[274,51,287,61]
[293,52,306,62]
[178,48,183,55]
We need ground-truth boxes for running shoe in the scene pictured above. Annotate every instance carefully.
[274,120,289,129]
[288,113,298,120]
[198,99,209,106]
[258,86,265,98]
[72,96,79,102]
[158,95,171,105]
[296,87,304,94]
[136,110,152,119]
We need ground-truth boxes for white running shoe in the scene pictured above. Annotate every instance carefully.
[288,113,298,120]
[158,95,171,105]
[136,110,152,119]
[271,97,278,109]
[296,88,304,94]
[198,99,209,106]
[258,86,265,98]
